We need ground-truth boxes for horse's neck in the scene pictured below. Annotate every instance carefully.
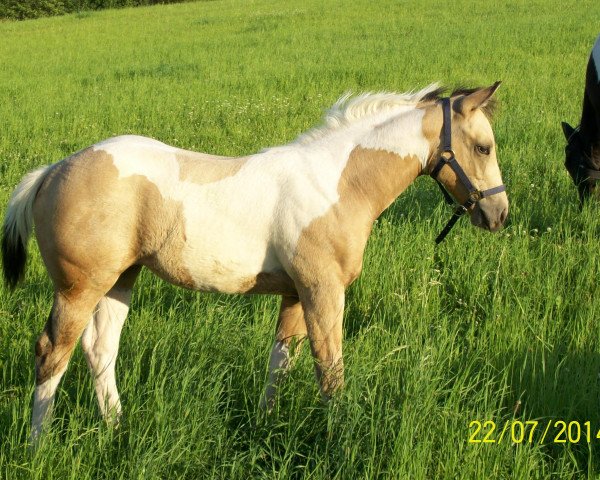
[582,47,600,167]
[338,145,423,222]
[580,88,600,168]
[335,111,429,221]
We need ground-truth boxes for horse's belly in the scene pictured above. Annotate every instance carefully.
[189,265,296,296]
[147,246,294,295]
[183,246,279,294]
[143,218,296,295]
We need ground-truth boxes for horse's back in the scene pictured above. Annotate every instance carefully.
[93,135,243,182]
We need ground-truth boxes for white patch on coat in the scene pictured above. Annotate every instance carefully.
[93,97,431,292]
[94,137,352,291]
[81,290,131,421]
[357,108,429,168]
[593,34,600,81]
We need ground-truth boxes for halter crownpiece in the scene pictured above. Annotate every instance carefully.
[430,97,506,244]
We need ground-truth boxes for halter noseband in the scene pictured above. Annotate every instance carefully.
[430,97,506,244]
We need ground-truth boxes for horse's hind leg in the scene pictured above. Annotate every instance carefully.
[81,266,140,424]
[260,295,308,411]
[31,285,108,443]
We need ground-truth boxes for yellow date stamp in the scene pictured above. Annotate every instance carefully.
[469,420,600,445]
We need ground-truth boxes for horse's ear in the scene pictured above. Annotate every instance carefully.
[561,121,576,141]
[455,81,501,116]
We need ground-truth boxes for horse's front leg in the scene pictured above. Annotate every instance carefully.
[260,295,307,411]
[297,279,345,399]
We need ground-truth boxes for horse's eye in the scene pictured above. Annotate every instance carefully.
[476,145,491,155]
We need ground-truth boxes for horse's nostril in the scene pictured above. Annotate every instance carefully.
[500,207,508,224]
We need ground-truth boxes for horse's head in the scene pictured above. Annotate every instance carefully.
[561,122,600,206]
[424,83,508,233]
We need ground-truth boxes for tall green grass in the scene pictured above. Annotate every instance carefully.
[1,0,600,478]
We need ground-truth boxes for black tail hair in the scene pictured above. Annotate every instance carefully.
[2,224,26,290]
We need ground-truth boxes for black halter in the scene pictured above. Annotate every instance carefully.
[430,98,506,244]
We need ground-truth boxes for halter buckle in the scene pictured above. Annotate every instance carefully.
[453,204,468,216]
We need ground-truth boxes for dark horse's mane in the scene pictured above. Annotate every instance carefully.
[421,86,498,120]
[575,38,600,169]
[580,51,600,146]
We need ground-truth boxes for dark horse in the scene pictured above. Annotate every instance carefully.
[562,34,600,205]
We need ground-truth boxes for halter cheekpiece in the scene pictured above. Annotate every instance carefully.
[430,97,506,244]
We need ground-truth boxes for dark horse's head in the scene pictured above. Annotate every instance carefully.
[562,35,600,207]
[562,121,600,206]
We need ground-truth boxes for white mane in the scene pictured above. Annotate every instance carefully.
[294,83,441,145]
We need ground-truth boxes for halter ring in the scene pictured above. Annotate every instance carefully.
[468,191,483,202]
[441,149,455,160]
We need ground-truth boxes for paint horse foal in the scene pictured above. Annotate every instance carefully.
[2,84,508,442]
[562,33,600,204]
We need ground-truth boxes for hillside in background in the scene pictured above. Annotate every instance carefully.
[0,0,199,20]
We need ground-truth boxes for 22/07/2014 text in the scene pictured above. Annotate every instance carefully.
[469,420,600,445]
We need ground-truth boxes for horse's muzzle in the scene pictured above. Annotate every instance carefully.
[470,201,508,232]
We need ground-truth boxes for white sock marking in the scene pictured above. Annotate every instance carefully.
[260,340,291,410]
[31,372,65,443]
[81,292,130,422]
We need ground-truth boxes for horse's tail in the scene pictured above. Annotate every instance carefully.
[2,166,52,289]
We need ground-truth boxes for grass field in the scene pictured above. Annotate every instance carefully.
[1,0,600,478]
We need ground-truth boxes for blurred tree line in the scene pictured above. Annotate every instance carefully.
[0,0,201,20]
